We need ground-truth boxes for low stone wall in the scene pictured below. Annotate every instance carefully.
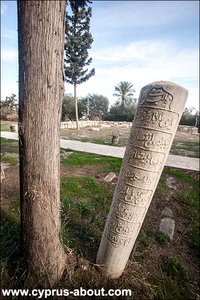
[61,121,132,129]
[61,121,199,134]
[177,125,199,135]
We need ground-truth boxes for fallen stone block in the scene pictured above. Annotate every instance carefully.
[161,207,174,218]
[104,172,117,182]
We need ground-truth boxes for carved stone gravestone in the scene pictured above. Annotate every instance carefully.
[96,81,188,278]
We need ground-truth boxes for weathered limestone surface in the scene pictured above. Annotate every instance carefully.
[159,217,175,241]
[104,172,117,183]
[10,125,18,132]
[96,81,188,278]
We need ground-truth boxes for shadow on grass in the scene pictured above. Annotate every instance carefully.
[0,210,22,288]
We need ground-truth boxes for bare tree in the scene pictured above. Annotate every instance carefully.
[17,1,66,286]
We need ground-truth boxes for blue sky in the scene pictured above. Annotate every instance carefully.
[1,1,199,110]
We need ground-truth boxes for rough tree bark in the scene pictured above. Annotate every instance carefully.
[18,1,66,286]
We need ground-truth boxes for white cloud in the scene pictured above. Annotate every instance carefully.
[1,3,7,15]
[92,39,173,65]
[1,49,18,61]
[2,28,18,40]
[92,1,198,31]
[91,39,198,83]
[65,38,199,110]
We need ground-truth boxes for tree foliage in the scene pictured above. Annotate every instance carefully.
[104,99,137,122]
[104,81,137,121]
[68,0,92,11]
[113,81,135,105]
[64,2,95,85]
[0,94,18,110]
[0,94,18,120]
[179,107,199,128]
[79,94,109,120]
[64,0,95,129]
[62,93,109,121]
[62,94,85,121]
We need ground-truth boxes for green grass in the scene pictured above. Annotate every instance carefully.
[0,211,20,272]
[91,139,111,145]
[164,168,199,185]
[1,155,18,166]
[173,190,199,256]
[158,256,191,299]
[155,275,192,300]
[164,168,199,258]
[0,137,19,154]
[78,138,111,145]
[0,121,15,132]
[163,256,188,281]
[156,232,170,245]
[61,151,122,173]
[171,140,199,158]
[60,176,113,257]
[61,152,103,166]
[137,229,155,247]
[1,137,19,166]
[154,173,168,201]
[172,141,199,150]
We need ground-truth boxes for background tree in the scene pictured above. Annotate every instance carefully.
[18,1,66,286]
[105,82,137,121]
[69,0,92,10]
[64,0,95,130]
[113,81,135,105]
[179,107,199,126]
[0,94,18,120]
[179,107,199,131]
[79,94,109,120]
[104,98,137,122]
[0,94,18,110]
[62,94,85,121]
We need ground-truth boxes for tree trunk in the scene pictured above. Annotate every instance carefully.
[17,1,66,286]
[74,83,79,130]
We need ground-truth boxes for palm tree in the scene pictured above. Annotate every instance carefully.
[113,81,135,105]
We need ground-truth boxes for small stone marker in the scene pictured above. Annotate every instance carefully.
[166,175,177,190]
[10,125,17,132]
[104,172,117,183]
[112,135,119,145]
[159,217,175,240]
[162,207,174,218]
[96,81,188,278]
[160,207,175,240]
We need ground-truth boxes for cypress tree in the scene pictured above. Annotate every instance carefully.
[64,0,95,129]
